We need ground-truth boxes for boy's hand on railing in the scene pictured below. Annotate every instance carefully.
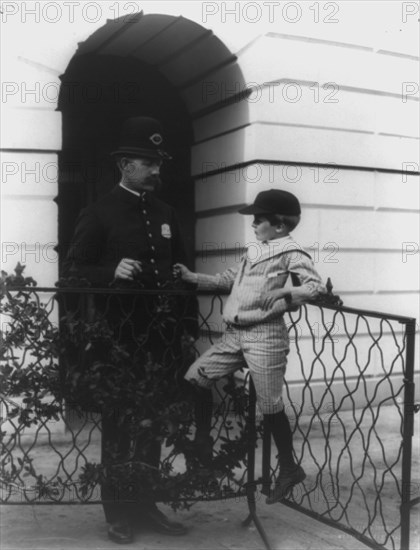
[262,286,319,311]
[114,258,142,280]
[172,264,198,285]
[289,285,319,307]
[261,288,291,311]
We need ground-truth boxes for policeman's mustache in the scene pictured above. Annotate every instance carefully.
[145,174,162,191]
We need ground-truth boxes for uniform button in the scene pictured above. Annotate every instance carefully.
[142,210,147,214]
[157,282,161,287]
[146,221,151,226]
[148,233,152,238]
[150,259,155,264]
[151,246,155,251]
[154,269,159,275]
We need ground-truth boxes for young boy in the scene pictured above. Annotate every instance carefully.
[173,189,325,503]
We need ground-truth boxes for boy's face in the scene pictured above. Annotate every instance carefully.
[252,215,281,241]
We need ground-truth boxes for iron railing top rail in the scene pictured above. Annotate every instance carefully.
[4,284,417,325]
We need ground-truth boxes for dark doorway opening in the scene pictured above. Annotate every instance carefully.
[57,53,194,270]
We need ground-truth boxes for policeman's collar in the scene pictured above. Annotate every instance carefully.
[119,182,140,197]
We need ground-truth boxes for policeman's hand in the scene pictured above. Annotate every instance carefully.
[172,263,198,284]
[114,258,142,280]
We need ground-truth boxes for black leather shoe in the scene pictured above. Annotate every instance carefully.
[142,505,188,536]
[266,465,306,504]
[108,521,134,544]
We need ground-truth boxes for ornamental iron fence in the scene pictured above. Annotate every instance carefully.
[0,277,418,550]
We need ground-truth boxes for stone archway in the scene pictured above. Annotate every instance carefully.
[56,13,247,269]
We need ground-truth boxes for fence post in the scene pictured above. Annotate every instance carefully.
[261,415,272,496]
[242,376,272,550]
[400,318,416,550]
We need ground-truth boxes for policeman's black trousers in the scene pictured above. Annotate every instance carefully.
[101,407,161,523]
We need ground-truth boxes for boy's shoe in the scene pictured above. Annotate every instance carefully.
[266,465,306,504]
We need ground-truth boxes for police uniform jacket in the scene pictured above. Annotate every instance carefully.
[63,185,197,346]
[65,184,188,288]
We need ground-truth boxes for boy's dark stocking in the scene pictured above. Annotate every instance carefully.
[264,409,306,504]
[264,409,296,471]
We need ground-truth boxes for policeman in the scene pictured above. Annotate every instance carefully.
[64,117,191,544]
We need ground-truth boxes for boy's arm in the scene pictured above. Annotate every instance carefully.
[262,285,318,312]
[262,252,326,311]
[287,252,326,295]
[286,251,326,307]
[173,263,238,292]
[196,269,238,292]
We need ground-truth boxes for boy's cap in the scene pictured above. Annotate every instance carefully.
[238,189,301,216]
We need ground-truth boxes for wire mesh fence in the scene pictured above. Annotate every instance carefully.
[0,283,418,550]
[270,305,418,550]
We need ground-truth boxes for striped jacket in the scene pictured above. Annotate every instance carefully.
[197,235,325,326]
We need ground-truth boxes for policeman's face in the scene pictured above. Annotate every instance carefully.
[121,157,162,192]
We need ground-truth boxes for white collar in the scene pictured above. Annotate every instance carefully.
[261,235,291,246]
[245,235,294,263]
[119,182,140,197]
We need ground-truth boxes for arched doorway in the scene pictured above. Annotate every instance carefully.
[57,54,193,266]
[55,12,248,430]
[56,13,246,271]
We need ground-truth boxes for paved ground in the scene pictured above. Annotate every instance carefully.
[2,408,419,550]
[1,499,374,550]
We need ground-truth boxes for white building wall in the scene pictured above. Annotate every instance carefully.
[0,4,113,284]
[1,2,418,309]
[189,32,419,321]
[1,3,418,408]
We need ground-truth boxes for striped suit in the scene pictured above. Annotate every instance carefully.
[185,235,324,413]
